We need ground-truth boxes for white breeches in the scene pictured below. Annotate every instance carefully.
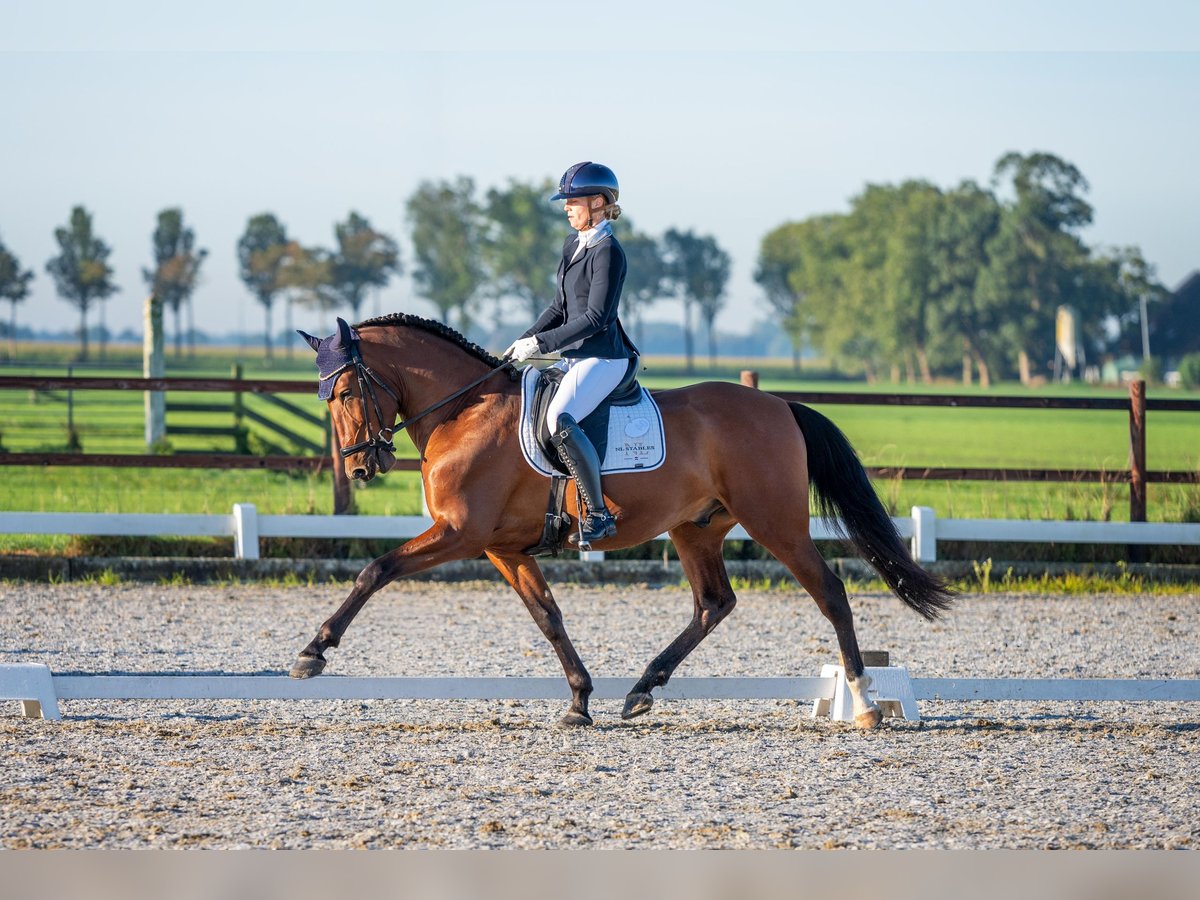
[546,357,629,432]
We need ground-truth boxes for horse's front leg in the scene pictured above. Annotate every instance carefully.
[486,550,594,727]
[290,519,481,678]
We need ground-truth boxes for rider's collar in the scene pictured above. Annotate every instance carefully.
[577,220,612,250]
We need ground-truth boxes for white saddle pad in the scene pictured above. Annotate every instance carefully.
[518,366,666,477]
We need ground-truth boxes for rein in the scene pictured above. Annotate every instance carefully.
[322,344,511,459]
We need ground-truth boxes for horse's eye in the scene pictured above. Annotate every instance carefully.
[339,390,352,403]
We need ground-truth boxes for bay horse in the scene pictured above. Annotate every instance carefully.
[291,314,953,729]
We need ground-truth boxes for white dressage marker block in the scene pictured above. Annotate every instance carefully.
[0,664,60,720]
[811,664,920,722]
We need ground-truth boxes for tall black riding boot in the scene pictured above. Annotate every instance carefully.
[550,414,617,548]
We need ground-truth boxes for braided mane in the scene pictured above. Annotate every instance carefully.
[354,312,507,370]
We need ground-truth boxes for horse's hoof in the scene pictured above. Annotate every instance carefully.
[289,654,326,679]
[558,709,593,728]
[621,692,654,720]
[854,707,884,730]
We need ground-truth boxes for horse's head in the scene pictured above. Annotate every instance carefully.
[299,317,399,482]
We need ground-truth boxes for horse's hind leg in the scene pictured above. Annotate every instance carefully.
[752,530,882,729]
[622,522,737,720]
[486,550,594,728]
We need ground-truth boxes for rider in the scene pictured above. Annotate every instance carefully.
[504,160,638,546]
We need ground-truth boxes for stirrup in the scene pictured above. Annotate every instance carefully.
[570,510,617,549]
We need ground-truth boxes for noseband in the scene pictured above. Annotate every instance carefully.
[321,339,512,460]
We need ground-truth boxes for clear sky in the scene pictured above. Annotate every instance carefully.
[2,1,1198,341]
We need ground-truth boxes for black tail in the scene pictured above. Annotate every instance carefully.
[790,402,954,620]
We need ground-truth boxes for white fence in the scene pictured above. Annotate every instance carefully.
[0,504,1197,563]
[4,663,1199,722]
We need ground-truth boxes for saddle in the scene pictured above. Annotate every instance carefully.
[524,357,642,557]
[530,357,643,475]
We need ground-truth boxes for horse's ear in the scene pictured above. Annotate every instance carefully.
[334,317,357,348]
[297,330,322,353]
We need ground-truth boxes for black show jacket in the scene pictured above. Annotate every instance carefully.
[521,230,638,359]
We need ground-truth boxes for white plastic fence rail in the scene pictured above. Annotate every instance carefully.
[4,664,1199,722]
[0,505,1196,563]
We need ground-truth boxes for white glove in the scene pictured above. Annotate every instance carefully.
[504,336,540,362]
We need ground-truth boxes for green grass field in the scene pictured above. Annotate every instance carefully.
[1,344,1198,557]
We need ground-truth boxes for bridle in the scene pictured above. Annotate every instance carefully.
[322,338,512,460]
[320,339,402,459]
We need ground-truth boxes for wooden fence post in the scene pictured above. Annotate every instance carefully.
[231,363,247,454]
[143,295,165,449]
[1129,378,1148,563]
[1129,379,1147,523]
[330,410,353,515]
[65,364,75,446]
[740,370,759,389]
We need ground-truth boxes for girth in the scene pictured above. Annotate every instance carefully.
[530,356,642,476]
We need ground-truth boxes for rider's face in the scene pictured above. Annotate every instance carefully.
[564,196,601,231]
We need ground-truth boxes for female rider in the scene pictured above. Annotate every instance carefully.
[503,161,638,546]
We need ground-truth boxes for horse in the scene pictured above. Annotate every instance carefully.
[290,313,953,729]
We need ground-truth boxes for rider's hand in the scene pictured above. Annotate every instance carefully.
[504,337,540,362]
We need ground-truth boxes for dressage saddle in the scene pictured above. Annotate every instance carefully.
[524,356,642,556]
[529,356,642,477]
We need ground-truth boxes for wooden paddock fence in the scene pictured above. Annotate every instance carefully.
[1,373,1197,523]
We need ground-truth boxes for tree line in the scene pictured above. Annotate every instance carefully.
[0,178,732,370]
[0,207,209,361]
[755,151,1167,385]
[0,151,1173,380]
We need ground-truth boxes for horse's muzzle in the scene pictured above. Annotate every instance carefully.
[348,447,395,482]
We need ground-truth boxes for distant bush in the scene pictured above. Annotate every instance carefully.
[1179,353,1200,390]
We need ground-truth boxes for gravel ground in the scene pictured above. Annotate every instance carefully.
[1,580,1198,849]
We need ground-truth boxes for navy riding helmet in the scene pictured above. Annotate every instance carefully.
[549,161,619,204]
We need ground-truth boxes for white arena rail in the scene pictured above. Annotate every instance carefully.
[0,504,1196,563]
[4,664,1199,723]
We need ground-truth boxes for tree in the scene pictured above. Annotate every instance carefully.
[1088,246,1168,361]
[878,182,942,382]
[756,215,850,373]
[0,235,34,357]
[925,181,1002,386]
[695,240,731,368]
[619,224,668,350]
[407,177,485,335]
[237,214,290,359]
[481,179,562,328]
[662,228,731,371]
[981,151,1094,383]
[329,212,401,320]
[45,206,118,360]
[142,208,207,359]
[754,151,1124,386]
[1146,270,1199,361]
[281,243,341,314]
[755,226,806,373]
